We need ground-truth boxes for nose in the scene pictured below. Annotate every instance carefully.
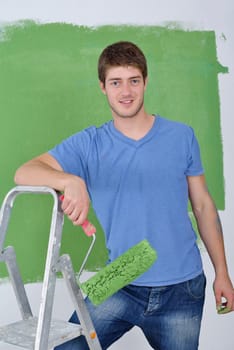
[121,81,132,95]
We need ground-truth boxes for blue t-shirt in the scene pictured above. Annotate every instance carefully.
[49,116,204,286]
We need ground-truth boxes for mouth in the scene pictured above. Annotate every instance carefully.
[119,99,134,105]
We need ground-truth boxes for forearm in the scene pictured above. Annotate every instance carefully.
[188,176,228,276]
[14,152,83,193]
[15,158,72,191]
[193,196,229,277]
[14,154,90,225]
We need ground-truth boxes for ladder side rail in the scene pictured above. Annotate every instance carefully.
[0,186,59,320]
[3,246,33,319]
[0,189,18,252]
[34,190,64,350]
[58,254,102,350]
[0,186,60,251]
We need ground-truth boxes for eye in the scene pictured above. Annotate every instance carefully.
[110,80,120,87]
[131,79,140,85]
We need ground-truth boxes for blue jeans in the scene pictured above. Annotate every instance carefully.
[55,272,206,350]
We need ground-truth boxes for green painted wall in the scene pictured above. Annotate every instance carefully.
[0,22,226,282]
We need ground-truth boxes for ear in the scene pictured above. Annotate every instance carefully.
[99,81,106,94]
[144,76,148,91]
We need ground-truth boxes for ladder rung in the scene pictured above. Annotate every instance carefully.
[0,317,82,349]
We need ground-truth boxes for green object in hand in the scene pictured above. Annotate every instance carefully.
[217,303,231,314]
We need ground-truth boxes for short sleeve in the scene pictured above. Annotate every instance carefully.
[48,128,95,179]
[185,127,204,176]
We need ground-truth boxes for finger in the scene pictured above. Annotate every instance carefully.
[60,195,72,212]
[227,292,234,311]
[214,288,222,308]
[72,208,89,226]
[214,293,225,313]
[59,194,89,226]
[60,196,81,217]
[67,209,82,222]
[226,296,232,310]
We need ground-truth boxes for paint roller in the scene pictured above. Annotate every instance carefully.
[60,195,157,306]
[80,235,157,306]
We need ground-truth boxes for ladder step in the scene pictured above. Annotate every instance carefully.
[0,317,82,349]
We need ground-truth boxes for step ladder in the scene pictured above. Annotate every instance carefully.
[0,186,102,350]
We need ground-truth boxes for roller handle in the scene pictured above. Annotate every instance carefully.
[59,194,96,236]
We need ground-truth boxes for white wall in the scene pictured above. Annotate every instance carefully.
[0,1,233,349]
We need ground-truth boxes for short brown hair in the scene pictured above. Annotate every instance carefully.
[98,41,148,85]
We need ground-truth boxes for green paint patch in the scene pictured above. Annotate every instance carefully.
[0,21,226,281]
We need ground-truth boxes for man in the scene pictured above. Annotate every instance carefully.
[14,41,234,349]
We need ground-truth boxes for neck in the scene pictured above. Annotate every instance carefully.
[113,112,155,141]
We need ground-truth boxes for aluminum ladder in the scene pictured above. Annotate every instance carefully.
[0,186,102,350]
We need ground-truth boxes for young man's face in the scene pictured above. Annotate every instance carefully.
[100,65,147,120]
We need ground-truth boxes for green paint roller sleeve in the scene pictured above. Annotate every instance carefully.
[80,240,157,305]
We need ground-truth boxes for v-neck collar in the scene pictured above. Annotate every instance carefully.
[108,115,161,147]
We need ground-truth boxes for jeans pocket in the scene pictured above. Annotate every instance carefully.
[186,272,206,299]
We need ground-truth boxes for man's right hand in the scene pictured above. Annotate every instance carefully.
[14,153,90,225]
[61,176,90,226]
